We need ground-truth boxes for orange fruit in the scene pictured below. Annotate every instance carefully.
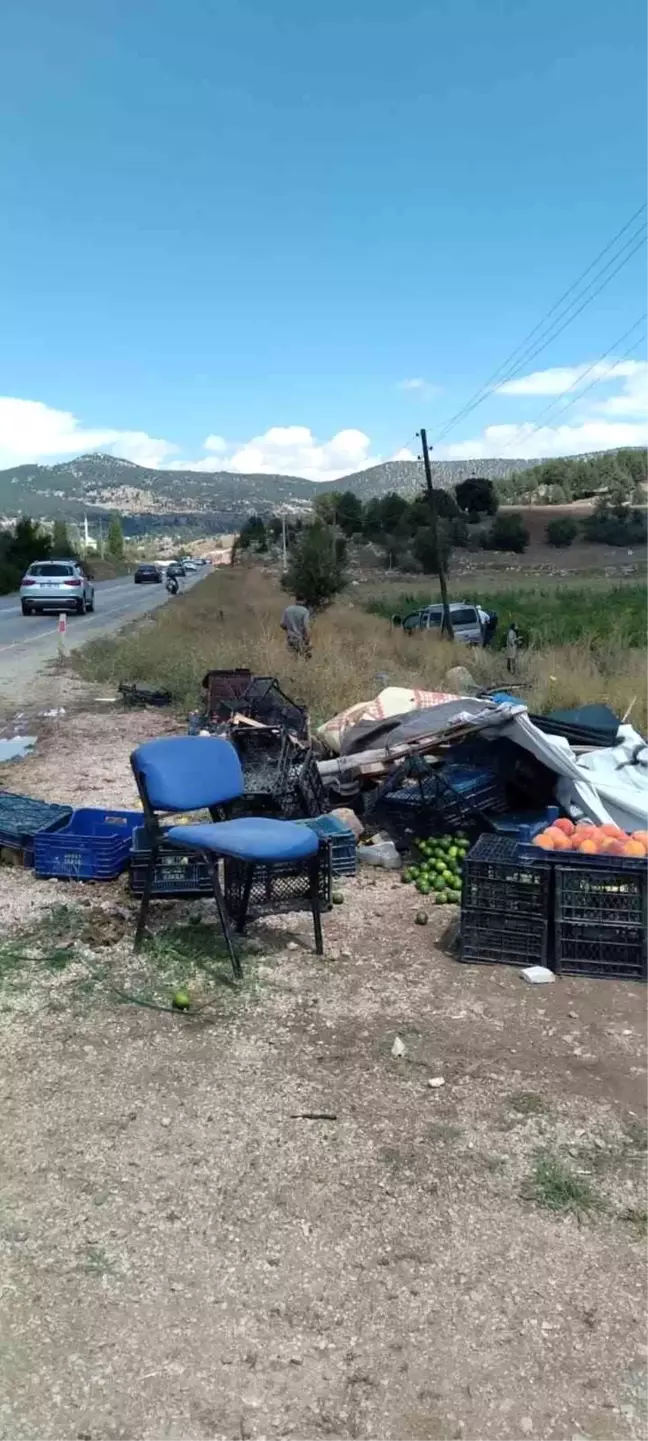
[600,837,624,855]
[553,817,575,836]
[533,834,555,850]
[546,830,571,851]
[600,823,625,839]
[622,840,645,857]
[577,839,597,854]
[574,824,597,841]
[631,830,648,850]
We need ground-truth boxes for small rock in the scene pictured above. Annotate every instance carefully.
[520,1419,533,1435]
[391,1036,406,1059]
[427,1077,445,1089]
[287,942,299,952]
[160,1117,171,1128]
[444,665,479,695]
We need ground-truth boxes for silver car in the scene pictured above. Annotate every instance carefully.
[399,602,487,645]
[20,560,95,616]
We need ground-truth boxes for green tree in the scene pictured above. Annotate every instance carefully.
[313,491,341,526]
[283,520,347,610]
[238,514,267,551]
[335,490,364,537]
[546,516,578,547]
[482,513,529,553]
[107,514,125,558]
[0,517,52,595]
[455,476,499,517]
[379,491,410,533]
[412,522,452,575]
[361,497,384,540]
[52,519,71,555]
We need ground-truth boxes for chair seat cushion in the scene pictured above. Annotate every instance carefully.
[166,817,319,864]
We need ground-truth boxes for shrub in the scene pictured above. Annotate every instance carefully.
[283,521,347,610]
[546,516,578,548]
[582,505,647,546]
[482,513,530,553]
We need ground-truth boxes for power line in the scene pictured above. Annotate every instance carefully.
[498,313,647,454]
[432,204,647,444]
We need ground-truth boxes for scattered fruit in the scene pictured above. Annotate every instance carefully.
[172,989,191,1011]
[415,911,429,925]
[532,821,647,856]
[331,891,344,904]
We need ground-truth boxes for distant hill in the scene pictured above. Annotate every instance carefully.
[0,448,620,531]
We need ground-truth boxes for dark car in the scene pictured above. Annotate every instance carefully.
[166,562,186,578]
[134,564,163,584]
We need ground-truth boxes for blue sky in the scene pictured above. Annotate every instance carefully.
[0,0,646,479]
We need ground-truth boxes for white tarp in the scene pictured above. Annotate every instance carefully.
[494,712,648,832]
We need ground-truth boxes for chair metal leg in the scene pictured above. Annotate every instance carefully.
[134,852,156,951]
[236,863,255,935]
[206,854,242,981]
[308,854,324,957]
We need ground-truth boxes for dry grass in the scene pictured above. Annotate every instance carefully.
[77,565,648,731]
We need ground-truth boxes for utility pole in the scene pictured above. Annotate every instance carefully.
[419,427,454,641]
[281,513,288,572]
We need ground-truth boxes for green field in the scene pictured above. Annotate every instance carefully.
[366,582,647,650]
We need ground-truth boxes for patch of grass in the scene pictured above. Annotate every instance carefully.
[507,1091,548,1116]
[118,920,255,1010]
[523,1152,604,1216]
[624,1119,647,1152]
[83,1244,116,1277]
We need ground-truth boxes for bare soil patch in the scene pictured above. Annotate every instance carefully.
[0,704,645,1441]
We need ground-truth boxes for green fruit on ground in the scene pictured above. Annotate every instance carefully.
[331,891,344,904]
[172,989,191,1011]
[448,846,458,859]
[415,911,428,925]
[401,872,412,883]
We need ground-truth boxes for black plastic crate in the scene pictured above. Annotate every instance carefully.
[224,849,331,923]
[230,728,325,819]
[204,669,252,721]
[459,835,551,967]
[129,827,214,897]
[460,912,549,968]
[0,791,72,866]
[242,676,308,738]
[554,862,647,980]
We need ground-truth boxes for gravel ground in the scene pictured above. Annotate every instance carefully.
[0,704,646,1441]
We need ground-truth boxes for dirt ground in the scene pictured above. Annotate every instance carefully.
[0,701,646,1441]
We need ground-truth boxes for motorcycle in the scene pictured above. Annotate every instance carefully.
[166,574,179,596]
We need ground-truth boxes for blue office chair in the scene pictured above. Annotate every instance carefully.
[130,736,323,978]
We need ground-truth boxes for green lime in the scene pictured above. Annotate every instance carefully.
[172,989,191,1011]
[448,846,458,859]
[415,911,428,926]
[331,891,344,904]
[401,871,413,883]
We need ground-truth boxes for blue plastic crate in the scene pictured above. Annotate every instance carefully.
[34,808,142,881]
[487,806,559,840]
[129,826,214,897]
[0,791,72,866]
[299,814,357,876]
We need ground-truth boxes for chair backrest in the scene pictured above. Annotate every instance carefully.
[131,736,244,813]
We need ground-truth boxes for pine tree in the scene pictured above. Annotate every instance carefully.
[107,515,125,558]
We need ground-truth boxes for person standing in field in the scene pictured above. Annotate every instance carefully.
[505,621,520,674]
[281,600,312,657]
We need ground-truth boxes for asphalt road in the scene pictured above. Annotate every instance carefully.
[0,570,207,703]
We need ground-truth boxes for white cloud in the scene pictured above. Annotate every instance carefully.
[439,418,648,462]
[391,446,418,462]
[175,425,379,482]
[397,377,441,397]
[0,397,178,471]
[496,359,645,396]
[441,358,648,461]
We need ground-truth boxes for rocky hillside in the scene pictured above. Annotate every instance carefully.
[0,450,543,529]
